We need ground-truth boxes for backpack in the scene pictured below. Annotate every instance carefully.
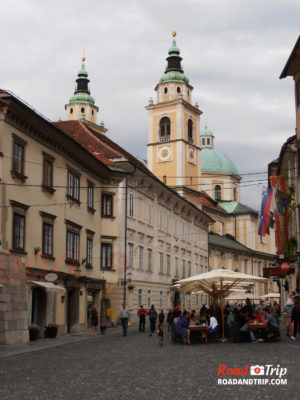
[149,309,157,319]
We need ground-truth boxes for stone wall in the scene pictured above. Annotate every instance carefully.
[0,252,29,344]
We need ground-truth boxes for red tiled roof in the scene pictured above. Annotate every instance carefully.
[200,191,224,211]
[53,120,119,167]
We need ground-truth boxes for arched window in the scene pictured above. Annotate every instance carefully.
[233,187,237,201]
[159,117,171,141]
[214,185,221,201]
[207,138,210,146]
[188,119,193,143]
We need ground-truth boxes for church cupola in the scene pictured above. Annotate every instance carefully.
[65,57,99,124]
[200,125,215,148]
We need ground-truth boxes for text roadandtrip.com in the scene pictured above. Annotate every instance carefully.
[217,364,288,385]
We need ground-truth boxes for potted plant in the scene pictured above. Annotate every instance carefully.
[28,324,40,341]
[45,323,58,338]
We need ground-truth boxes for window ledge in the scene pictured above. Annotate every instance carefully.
[88,207,96,214]
[65,258,80,266]
[66,194,81,205]
[41,185,56,194]
[85,264,93,269]
[10,249,27,255]
[41,254,55,261]
[100,267,116,272]
[11,170,28,182]
[101,214,115,219]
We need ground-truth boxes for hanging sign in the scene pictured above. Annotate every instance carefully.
[45,273,58,282]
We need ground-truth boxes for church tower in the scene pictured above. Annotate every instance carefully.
[146,32,202,195]
[65,57,99,124]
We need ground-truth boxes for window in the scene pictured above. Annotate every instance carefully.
[67,170,80,202]
[160,291,163,308]
[234,254,238,261]
[159,252,164,274]
[188,261,191,277]
[182,259,186,278]
[221,252,225,259]
[166,255,171,276]
[175,257,179,277]
[187,223,191,242]
[147,290,152,308]
[188,119,193,142]
[13,213,25,251]
[101,243,113,270]
[148,201,152,225]
[159,208,164,230]
[102,193,113,217]
[244,259,248,274]
[214,185,221,201]
[164,87,168,94]
[147,248,152,272]
[181,220,185,238]
[81,107,85,114]
[12,135,27,180]
[174,215,178,236]
[128,243,134,269]
[70,108,73,114]
[233,187,237,201]
[166,211,170,233]
[202,138,205,146]
[87,182,95,211]
[43,223,53,257]
[138,246,143,271]
[66,231,80,264]
[177,86,181,93]
[159,117,171,141]
[195,263,199,274]
[43,153,54,191]
[128,192,134,217]
[138,289,143,307]
[196,294,199,307]
[86,237,93,267]
[207,138,210,146]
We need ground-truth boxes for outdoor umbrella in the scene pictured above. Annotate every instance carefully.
[225,293,262,301]
[262,292,280,299]
[176,268,267,341]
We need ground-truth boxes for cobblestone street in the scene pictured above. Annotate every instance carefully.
[0,324,299,400]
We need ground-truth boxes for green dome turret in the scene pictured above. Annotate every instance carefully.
[69,56,95,106]
[159,32,189,84]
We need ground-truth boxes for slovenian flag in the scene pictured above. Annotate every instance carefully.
[258,188,273,236]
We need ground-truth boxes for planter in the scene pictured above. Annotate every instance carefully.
[45,324,58,338]
[28,325,39,341]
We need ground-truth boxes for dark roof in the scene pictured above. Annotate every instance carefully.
[280,35,300,79]
[209,232,275,259]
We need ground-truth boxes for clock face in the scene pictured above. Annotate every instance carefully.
[158,145,172,162]
[187,146,196,164]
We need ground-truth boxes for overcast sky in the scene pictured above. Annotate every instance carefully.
[1,0,299,209]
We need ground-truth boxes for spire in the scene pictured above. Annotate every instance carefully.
[69,57,95,105]
[165,31,183,73]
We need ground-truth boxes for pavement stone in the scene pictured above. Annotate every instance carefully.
[0,322,299,400]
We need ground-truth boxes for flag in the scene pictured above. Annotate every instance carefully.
[258,188,273,236]
[275,188,284,215]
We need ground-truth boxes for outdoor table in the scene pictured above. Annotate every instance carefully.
[247,323,267,331]
[189,325,208,342]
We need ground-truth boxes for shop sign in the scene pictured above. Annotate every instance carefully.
[263,267,294,278]
[86,283,102,290]
[45,273,58,282]
[281,261,291,272]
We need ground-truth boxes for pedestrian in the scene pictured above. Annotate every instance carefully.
[291,298,300,340]
[137,305,147,333]
[271,300,280,324]
[283,295,294,337]
[157,323,165,346]
[167,309,172,332]
[90,305,99,335]
[119,303,130,337]
[159,309,165,325]
[148,304,158,336]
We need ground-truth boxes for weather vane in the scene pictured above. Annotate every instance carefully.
[172,23,176,38]
[82,47,86,62]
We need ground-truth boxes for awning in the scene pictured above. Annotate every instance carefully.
[31,281,66,294]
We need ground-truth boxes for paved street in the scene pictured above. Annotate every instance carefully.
[0,324,299,400]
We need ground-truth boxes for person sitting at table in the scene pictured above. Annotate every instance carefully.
[240,310,257,343]
[199,310,208,326]
[189,312,196,325]
[207,311,218,335]
[262,308,280,338]
[253,310,262,323]
[175,310,191,344]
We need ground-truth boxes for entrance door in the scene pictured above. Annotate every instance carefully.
[31,287,46,337]
[67,289,79,333]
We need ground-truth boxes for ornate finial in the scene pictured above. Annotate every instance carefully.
[205,121,208,130]
[172,23,176,38]
[82,48,86,62]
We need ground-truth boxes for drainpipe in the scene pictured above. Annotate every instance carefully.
[123,177,128,304]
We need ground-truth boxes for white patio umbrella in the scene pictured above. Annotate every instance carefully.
[176,268,267,341]
[262,292,280,299]
[225,293,262,301]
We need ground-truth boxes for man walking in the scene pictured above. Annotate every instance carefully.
[119,303,130,336]
[137,305,147,333]
[148,304,158,336]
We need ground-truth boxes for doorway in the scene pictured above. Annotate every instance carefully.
[31,287,47,337]
[67,288,79,333]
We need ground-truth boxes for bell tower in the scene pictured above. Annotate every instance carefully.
[146,32,202,194]
[65,57,99,124]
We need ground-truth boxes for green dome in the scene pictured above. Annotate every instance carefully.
[78,63,88,77]
[159,71,189,84]
[200,130,214,137]
[168,39,180,54]
[201,148,240,176]
[69,92,95,105]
